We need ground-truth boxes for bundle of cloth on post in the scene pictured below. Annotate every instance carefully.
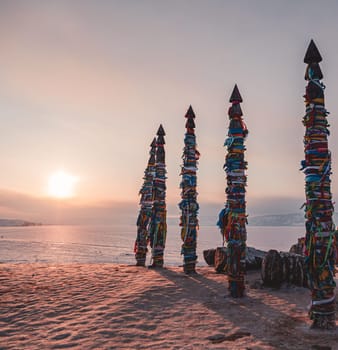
[301,40,336,329]
[149,125,167,268]
[217,84,249,297]
[134,138,157,266]
[179,105,200,274]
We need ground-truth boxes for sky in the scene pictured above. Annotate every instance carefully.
[1,0,338,224]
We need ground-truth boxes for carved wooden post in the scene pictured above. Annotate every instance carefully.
[217,85,248,297]
[134,138,156,266]
[179,106,200,274]
[149,125,167,267]
[301,40,336,329]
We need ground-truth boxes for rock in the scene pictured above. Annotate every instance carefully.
[203,249,215,266]
[289,237,305,255]
[207,331,251,344]
[280,252,306,287]
[203,246,267,272]
[246,247,266,270]
[261,249,283,287]
[214,247,227,273]
[262,250,307,287]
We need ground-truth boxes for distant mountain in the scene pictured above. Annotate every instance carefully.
[199,214,305,227]
[0,219,42,227]
[248,213,304,226]
[192,212,338,227]
[248,212,338,227]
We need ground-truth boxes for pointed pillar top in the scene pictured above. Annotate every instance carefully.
[186,118,195,129]
[157,124,165,136]
[229,84,243,103]
[150,137,157,148]
[304,39,322,64]
[185,105,196,118]
[156,124,165,145]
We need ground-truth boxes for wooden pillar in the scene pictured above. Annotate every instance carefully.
[134,138,156,266]
[179,106,200,274]
[149,125,167,267]
[217,85,249,297]
[301,40,336,329]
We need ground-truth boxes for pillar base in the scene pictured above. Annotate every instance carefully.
[228,278,245,298]
[183,263,197,274]
[310,313,336,330]
[135,253,146,267]
[148,257,164,268]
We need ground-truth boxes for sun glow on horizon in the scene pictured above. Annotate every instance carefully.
[48,170,78,199]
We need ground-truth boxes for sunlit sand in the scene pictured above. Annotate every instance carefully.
[1,264,337,349]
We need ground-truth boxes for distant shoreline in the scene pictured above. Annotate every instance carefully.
[0,219,43,227]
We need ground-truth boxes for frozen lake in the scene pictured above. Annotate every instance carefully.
[0,224,303,265]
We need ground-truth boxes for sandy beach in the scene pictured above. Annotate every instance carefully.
[0,264,337,350]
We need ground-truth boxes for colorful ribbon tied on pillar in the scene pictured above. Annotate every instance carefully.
[301,40,336,329]
[179,105,200,274]
[217,84,248,297]
[134,138,156,266]
[149,125,167,267]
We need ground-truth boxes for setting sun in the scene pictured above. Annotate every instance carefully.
[48,171,78,199]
